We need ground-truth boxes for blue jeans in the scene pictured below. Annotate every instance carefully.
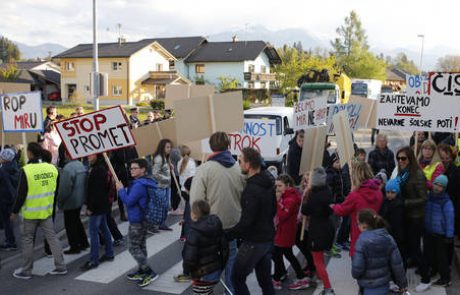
[89,214,114,264]
[363,284,389,295]
[232,241,274,295]
[201,269,223,283]
[224,239,238,295]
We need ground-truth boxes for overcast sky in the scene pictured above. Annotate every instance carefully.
[1,0,458,53]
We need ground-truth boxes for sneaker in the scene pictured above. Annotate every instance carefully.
[64,248,81,255]
[99,255,115,263]
[415,282,431,292]
[147,227,159,234]
[174,273,192,282]
[113,239,124,247]
[288,278,310,290]
[138,272,159,287]
[80,261,98,271]
[0,244,18,251]
[127,270,145,281]
[433,279,451,287]
[49,269,68,275]
[325,249,342,258]
[331,244,342,253]
[13,270,32,280]
[272,279,282,290]
[319,288,336,295]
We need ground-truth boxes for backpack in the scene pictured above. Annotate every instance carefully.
[144,185,168,225]
[106,170,117,204]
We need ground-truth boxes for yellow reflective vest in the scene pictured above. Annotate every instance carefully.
[22,162,58,220]
[422,161,441,182]
[456,139,460,167]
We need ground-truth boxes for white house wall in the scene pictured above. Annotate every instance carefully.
[244,53,271,89]
[188,61,245,88]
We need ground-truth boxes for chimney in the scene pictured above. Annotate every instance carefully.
[232,35,239,43]
[118,37,126,46]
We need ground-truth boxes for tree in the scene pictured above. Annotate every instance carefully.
[390,52,419,74]
[437,55,460,72]
[0,63,20,81]
[331,11,386,80]
[0,37,21,63]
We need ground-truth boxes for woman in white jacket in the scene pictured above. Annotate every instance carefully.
[177,145,196,191]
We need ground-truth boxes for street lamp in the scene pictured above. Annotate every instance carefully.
[417,34,425,73]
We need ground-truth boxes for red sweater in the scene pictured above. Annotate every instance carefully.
[332,179,383,256]
[275,188,301,247]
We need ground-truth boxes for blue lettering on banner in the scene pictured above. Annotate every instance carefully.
[243,122,275,137]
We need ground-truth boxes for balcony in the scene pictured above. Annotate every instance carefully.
[244,72,276,82]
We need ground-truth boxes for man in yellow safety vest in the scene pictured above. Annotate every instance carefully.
[11,142,67,280]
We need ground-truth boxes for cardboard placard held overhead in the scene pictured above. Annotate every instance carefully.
[299,125,328,176]
[333,111,355,167]
[55,106,135,159]
[349,95,377,129]
[0,116,38,145]
[131,119,178,157]
[1,91,44,132]
[174,91,244,143]
[165,85,215,109]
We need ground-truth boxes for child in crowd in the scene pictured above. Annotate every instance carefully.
[423,175,454,288]
[182,200,228,295]
[355,148,367,162]
[272,175,309,290]
[352,209,407,295]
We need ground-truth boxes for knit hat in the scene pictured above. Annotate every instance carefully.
[385,179,400,194]
[310,167,327,187]
[0,148,16,162]
[375,169,388,184]
[433,175,448,188]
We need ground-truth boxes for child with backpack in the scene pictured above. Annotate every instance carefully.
[422,175,455,288]
[182,200,228,295]
[352,209,407,295]
[116,158,160,288]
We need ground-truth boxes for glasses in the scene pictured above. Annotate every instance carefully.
[396,156,408,161]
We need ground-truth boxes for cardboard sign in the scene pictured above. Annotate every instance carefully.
[0,116,38,145]
[376,93,460,132]
[349,95,377,129]
[0,91,43,132]
[428,72,460,99]
[201,118,279,157]
[271,94,286,107]
[293,98,327,131]
[132,119,177,157]
[406,74,428,96]
[174,91,244,143]
[299,125,328,176]
[55,106,135,159]
[333,111,355,167]
[165,85,215,109]
[327,103,362,134]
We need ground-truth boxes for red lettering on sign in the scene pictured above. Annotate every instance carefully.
[94,114,107,130]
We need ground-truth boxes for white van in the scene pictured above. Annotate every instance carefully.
[242,106,295,172]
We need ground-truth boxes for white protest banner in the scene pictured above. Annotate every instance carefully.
[406,74,428,96]
[377,93,460,132]
[327,103,362,134]
[201,118,279,158]
[55,106,135,159]
[428,72,460,99]
[0,91,43,132]
[271,94,286,107]
[293,98,327,131]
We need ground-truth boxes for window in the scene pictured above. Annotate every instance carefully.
[195,64,205,74]
[156,64,163,71]
[112,62,122,71]
[260,65,267,73]
[260,82,267,89]
[112,85,122,96]
[248,82,255,89]
[169,60,175,70]
[248,64,255,73]
[65,62,74,71]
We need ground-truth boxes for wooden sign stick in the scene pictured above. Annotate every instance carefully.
[103,152,120,183]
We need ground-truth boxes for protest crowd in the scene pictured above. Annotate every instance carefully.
[1,103,460,295]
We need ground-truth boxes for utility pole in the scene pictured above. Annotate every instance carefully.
[92,0,100,110]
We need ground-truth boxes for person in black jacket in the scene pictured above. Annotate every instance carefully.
[367,134,395,179]
[183,200,228,295]
[287,130,304,185]
[80,154,114,271]
[227,147,276,295]
[302,167,335,295]
[0,148,19,250]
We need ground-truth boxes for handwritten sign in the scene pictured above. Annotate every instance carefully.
[55,106,135,159]
[406,74,428,96]
[376,93,460,132]
[0,91,43,132]
[428,72,460,99]
[293,97,327,130]
[327,103,362,134]
[202,119,279,157]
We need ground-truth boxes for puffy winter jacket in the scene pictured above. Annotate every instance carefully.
[275,187,301,247]
[57,160,88,210]
[118,176,157,224]
[332,179,384,256]
[425,191,455,238]
[183,214,227,278]
[352,228,407,289]
[401,169,427,219]
[367,147,395,179]
[380,198,406,254]
[287,140,302,185]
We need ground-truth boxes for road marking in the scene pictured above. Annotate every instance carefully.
[75,223,180,284]
[143,261,191,294]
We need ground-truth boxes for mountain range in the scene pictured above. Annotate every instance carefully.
[14,25,453,70]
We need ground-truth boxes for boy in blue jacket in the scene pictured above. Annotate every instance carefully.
[423,174,455,288]
[116,158,159,288]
